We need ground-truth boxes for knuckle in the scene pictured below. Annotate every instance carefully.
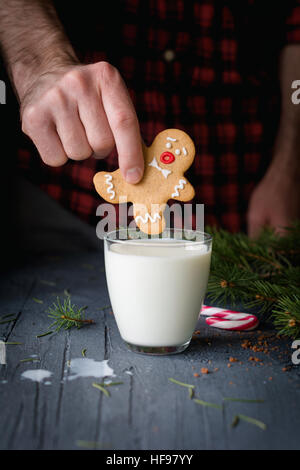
[91,136,114,156]
[62,69,87,93]
[97,61,119,83]
[22,104,40,132]
[112,110,136,131]
[67,151,91,161]
[44,86,66,107]
[63,139,92,161]
[42,155,67,167]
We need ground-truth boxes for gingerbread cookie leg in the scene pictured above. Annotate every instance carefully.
[133,203,166,235]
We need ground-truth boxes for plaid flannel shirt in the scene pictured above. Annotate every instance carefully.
[17,0,300,232]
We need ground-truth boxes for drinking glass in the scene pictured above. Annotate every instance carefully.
[104,228,212,355]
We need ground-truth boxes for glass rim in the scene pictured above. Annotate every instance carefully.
[104,228,212,246]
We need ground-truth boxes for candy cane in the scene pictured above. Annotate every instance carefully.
[200,305,259,331]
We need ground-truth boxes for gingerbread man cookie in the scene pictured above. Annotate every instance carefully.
[93,129,196,234]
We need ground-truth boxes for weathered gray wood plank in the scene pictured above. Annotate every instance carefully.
[1,250,300,450]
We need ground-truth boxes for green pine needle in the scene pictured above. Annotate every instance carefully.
[168,378,195,389]
[231,414,266,431]
[76,440,104,449]
[20,357,39,363]
[92,382,110,397]
[3,341,23,345]
[223,397,264,404]
[0,318,17,324]
[36,331,53,338]
[193,398,222,410]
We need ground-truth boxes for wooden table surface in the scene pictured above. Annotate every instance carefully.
[1,246,300,451]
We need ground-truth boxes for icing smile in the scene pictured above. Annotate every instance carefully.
[160,151,175,164]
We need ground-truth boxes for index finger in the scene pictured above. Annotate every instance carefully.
[98,63,144,184]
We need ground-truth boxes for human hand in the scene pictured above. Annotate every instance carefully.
[247,157,300,237]
[20,62,144,183]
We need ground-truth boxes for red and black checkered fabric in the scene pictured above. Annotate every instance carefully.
[17,0,300,232]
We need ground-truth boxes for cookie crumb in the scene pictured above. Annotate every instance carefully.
[229,357,238,363]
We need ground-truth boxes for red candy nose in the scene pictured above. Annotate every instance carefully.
[160,152,175,164]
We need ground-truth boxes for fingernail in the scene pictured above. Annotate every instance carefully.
[125,167,142,184]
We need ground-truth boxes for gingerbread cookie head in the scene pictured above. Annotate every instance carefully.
[94,128,196,235]
[146,128,195,173]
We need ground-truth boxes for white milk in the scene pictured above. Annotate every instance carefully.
[104,239,211,347]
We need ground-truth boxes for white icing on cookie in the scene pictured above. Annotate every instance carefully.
[171,179,186,198]
[135,212,162,224]
[104,174,115,200]
[166,142,172,149]
[175,149,181,155]
[166,137,177,142]
[182,147,188,156]
[148,157,171,178]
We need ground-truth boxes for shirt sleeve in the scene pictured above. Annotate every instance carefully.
[285,1,300,43]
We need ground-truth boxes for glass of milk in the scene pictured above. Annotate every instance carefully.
[104,228,212,355]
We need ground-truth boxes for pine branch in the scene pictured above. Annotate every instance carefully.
[47,297,95,332]
[272,295,300,338]
[205,220,300,338]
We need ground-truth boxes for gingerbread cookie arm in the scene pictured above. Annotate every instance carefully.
[170,178,195,202]
[93,170,121,204]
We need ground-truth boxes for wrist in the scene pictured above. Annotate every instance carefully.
[11,47,79,102]
[264,152,300,185]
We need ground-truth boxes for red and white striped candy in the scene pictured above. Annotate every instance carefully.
[200,305,259,331]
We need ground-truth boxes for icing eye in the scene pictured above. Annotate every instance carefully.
[175,149,181,155]
[166,142,172,149]
[182,147,188,156]
[160,152,175,164]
